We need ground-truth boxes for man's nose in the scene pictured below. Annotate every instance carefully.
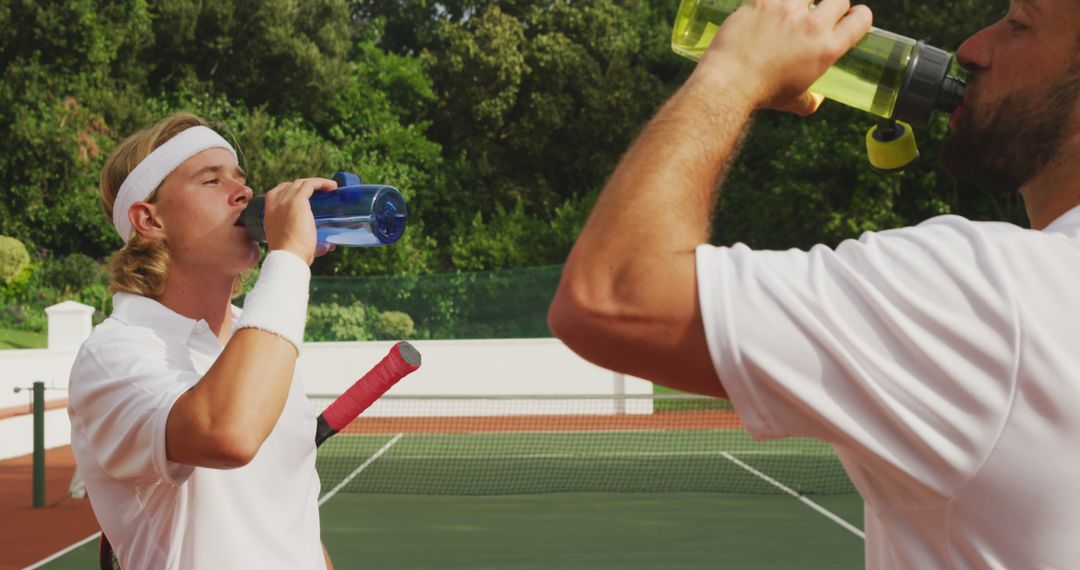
[230,182,253,205]
[955,24,994,73]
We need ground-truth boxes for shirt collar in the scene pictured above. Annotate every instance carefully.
[1041,203,1080,236]
[110,292,241,340]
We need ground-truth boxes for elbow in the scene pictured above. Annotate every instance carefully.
[548,286,591,350]
[201,428,263,468]
[548,275,624,366]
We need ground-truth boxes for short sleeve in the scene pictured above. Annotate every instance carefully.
[68,332,199,485]
[696,216,1021,499]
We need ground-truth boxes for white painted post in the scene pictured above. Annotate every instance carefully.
[44,301,94,350]
[44,301,94,499]
[613,372,626,415]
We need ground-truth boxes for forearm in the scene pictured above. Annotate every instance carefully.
[562,64,755,301]
[549,62,753,392]
[167,329,298,468]
[550,0,872,394]
[167,250,310,468]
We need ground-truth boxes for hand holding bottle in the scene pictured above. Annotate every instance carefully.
[693,0,873,115]
[239,172,409,252]
[261,178,338,265]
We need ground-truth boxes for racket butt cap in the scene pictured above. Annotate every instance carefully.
[396,341,421,366]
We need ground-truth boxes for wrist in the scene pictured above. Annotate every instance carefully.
[682,55,763,117]
[235,250,311,353]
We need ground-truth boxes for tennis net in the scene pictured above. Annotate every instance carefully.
[311,394,855,496]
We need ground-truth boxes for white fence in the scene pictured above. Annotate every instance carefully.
[0,302,651,460]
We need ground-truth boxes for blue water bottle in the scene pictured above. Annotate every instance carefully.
[240,172,408,247]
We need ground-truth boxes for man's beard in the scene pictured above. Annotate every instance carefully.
[939,59,1080,194]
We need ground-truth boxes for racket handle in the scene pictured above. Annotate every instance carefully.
[315,415,337,447]
[315,341,421,446]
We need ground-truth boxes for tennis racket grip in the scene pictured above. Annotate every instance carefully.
[315,341,421,447]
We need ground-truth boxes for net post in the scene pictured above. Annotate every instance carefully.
[32,380,45,508]
[613,373,626,415]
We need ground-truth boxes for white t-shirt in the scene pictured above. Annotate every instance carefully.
[696,204,1080,568]
[68,293,324,570]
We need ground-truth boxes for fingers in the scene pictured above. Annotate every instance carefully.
[833,4,873,48]
[792,91,826,116]
[269,178,337,202]
[811,0,872,48]
[810,0,853,24]
[261,177,338,265]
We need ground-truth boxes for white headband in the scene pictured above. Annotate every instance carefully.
[112,125,237,241]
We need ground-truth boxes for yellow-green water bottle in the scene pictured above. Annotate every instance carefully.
[672,0,966,171]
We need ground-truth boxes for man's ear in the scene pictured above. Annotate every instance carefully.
[129,202,166,240]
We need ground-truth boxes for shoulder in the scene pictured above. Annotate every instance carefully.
[850,214,1028,252]
[71,318,180,395]
[79,318,172,366]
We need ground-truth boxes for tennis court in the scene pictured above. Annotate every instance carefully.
[34,395,864,569]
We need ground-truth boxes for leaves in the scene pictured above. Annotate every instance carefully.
[0,0,1025,277]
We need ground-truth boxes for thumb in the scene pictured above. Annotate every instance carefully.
[790,91,826,117]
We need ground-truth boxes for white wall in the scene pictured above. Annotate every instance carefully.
[0,408,71,460]
[300,338,653,417]
[300,338,651,396]
[0,305,653,459]
[0,348,80,410]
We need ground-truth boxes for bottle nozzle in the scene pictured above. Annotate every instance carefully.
[934,75,967,114]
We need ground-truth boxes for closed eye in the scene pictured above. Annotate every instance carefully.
[1006,19,1026,32]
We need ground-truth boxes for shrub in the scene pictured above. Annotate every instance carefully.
[0,236,30,284]
[371,310,415,340]
[0,263,35,304]
[0,304,47,333]
[306,302,372,342]
[40,253,109,294]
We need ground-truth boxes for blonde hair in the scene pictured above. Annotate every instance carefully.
[101,113,244,298]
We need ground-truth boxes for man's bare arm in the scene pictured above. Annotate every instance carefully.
[549,0,872,397]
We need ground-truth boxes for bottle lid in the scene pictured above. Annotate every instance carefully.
[892,41,956,126]
[866,121,919,173]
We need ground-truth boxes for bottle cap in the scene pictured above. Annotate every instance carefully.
[866,121,919,173]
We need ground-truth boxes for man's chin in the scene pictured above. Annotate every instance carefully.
[938,134,1021,195]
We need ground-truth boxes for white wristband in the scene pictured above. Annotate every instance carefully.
[236,250,311,352]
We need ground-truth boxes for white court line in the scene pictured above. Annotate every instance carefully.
[720,451,865,540]
[364,449,831,460]
[24,531,101,569]
[319,433,403,507]
[28,435,404,567]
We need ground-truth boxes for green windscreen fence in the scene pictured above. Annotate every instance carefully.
[309,265,563,340]
[312,395,856,497]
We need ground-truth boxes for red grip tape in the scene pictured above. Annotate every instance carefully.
[322,342,421,431]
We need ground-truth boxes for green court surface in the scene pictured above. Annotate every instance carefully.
[321,492,863,569]
[39,492,864,569]
[36,411,865,569]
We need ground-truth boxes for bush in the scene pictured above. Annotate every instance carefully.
[40,253,110,294]
[306,302,372,342]
[371,310,414,340]
[0,262,35,304]
[0,304,47,333]
[305,302,416,342]
[0,235,30,283]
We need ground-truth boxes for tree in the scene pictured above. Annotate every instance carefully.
[0,0,152,258]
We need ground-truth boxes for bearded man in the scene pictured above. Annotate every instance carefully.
[550,0,1080,567]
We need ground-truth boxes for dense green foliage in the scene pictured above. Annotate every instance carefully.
[0,0,1015,338]
[305,301,416,341]
[0,235,30,282]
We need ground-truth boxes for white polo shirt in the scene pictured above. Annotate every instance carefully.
[697,204,1080,568]
[68,293,324,570]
